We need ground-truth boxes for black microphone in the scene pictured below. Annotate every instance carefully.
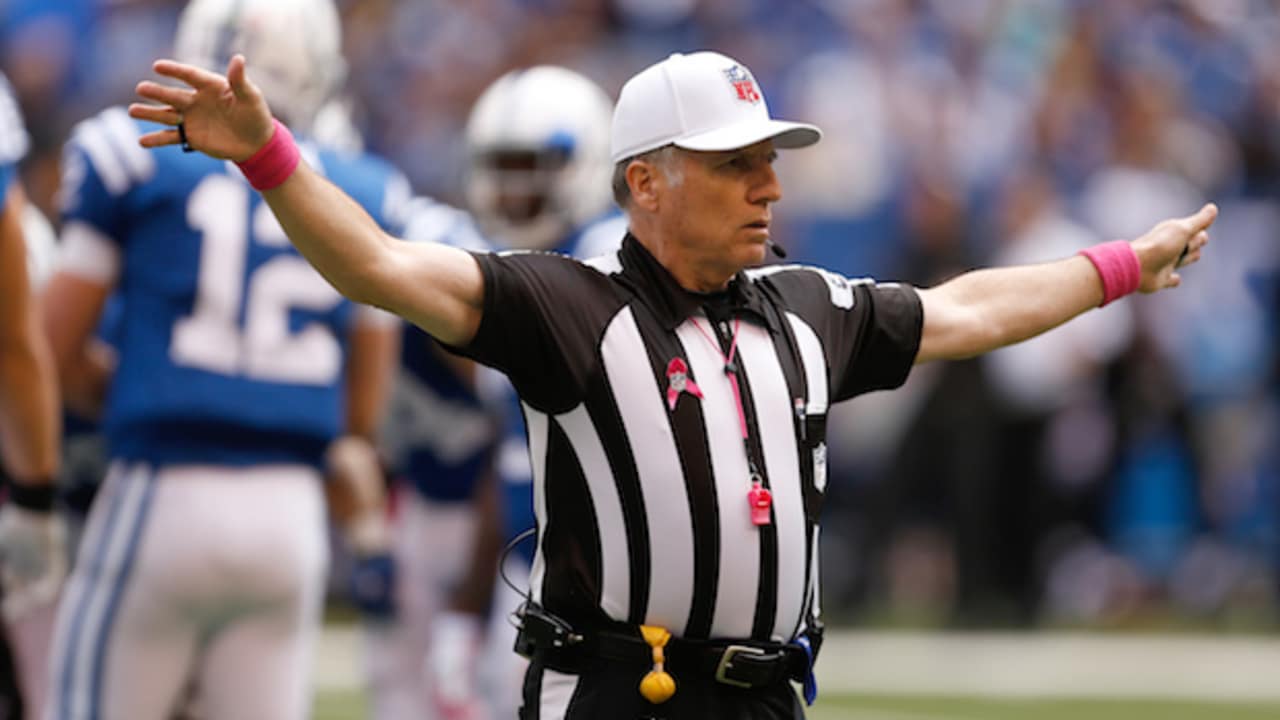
[767,239,787,259]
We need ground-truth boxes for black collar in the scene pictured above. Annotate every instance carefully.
[617,233,779,332]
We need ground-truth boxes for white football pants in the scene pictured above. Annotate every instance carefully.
[46,461,328,720]
[364,489,476,720]
[363,487,530,720]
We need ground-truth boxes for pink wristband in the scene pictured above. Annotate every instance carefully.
[1078,240,1141,307]
[236,118,301,191]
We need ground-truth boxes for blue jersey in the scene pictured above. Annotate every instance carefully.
[59,108,409,467]
[387,198,498,502]
[0,73,28,203]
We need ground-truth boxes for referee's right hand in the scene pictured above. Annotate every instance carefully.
[130,54,276,163]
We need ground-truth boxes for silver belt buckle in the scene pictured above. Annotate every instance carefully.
[714,644,766,688]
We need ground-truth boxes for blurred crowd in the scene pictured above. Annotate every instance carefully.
[3,0,1277,628]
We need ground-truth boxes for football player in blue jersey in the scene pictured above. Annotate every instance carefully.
[368,193,501,720]
[37,1,404,718]
[0,70,65,720]
[368,66,624,720]
[457,66,626,720]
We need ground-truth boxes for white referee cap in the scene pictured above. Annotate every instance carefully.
[610,51,822,164]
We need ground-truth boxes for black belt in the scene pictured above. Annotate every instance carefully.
[514,606,808,690]
[594,630,807,689]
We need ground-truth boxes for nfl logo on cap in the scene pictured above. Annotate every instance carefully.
[724,65,761,104]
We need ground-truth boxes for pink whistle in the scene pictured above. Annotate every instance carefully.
[748,483,772,526]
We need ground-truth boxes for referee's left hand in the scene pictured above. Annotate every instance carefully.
[1131,202,1217,293]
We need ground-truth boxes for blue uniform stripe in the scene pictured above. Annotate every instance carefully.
[56,463,155,720]
[89,466,157,720]
[57,465,135,719]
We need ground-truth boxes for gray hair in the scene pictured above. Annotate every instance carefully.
[611,145,684,209]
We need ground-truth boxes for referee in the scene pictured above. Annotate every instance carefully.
[132,50,1216,720]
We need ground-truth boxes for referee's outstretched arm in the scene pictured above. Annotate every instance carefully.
[130,55,486,348]
[130,54,1217,367]
[914,201,1214,364]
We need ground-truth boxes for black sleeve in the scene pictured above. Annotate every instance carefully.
[763,267,923,402]
[837,281,922,399]
[448,251,623,413]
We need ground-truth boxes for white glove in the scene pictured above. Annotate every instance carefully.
[427,611,486,720]
[0,505,67,621]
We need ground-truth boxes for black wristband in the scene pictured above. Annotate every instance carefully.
[6,481,56,512]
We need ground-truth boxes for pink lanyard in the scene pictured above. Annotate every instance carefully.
[691,317,746,439]
[691,316,773,526]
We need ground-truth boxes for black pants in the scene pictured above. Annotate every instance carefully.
[519,654,804,720]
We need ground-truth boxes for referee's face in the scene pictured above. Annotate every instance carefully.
[663,140,782,287]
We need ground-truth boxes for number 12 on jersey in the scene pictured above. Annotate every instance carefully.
[171,174,343,386]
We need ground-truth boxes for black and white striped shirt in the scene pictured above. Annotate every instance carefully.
[457,234,922,643]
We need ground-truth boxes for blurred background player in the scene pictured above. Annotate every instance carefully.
[368,197,496,720]
[366,65,622,720]
[452,65,624,720]
[0,70,63,720]
[37,1,404,718]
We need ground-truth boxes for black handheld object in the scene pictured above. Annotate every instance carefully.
[1175,243,1190,268]
[513,602,583,658]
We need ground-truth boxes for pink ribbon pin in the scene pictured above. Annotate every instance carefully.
[666,357,703,411]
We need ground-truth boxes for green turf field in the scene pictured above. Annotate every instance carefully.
[311,689,1280,719]
[805,694,1280,719]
